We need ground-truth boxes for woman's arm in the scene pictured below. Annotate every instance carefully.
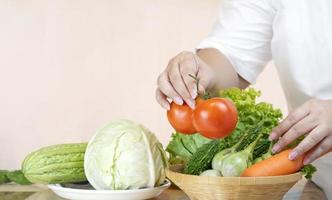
[197,48,249,92]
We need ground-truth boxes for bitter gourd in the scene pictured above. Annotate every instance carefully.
[184,140,227,175]
[22,143,87,184]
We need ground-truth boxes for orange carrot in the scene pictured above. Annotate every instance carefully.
[241,149,304,177]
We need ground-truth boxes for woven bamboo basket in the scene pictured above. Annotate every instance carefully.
[166,165,302,200]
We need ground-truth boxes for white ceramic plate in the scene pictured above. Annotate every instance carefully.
[48,180,171,200]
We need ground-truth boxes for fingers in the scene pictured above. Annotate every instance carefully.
[179,54,199,99]
[155,88,170,110]
[157,72,183,105]
[168,60,195,109]
[156,51,213,110]
[268,99,332,163]
[289,126,328,160]
[269,103,310,140]
[303,136,332,164]
[271,116,318,153]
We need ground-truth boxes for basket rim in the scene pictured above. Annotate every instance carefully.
[166,164,303,185]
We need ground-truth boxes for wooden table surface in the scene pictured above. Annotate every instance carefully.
[0,179,327,200]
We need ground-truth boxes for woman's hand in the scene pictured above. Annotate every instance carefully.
[156,51,216,110]
[269,99,332,164]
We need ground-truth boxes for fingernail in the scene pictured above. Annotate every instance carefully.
[174,97,183,105]
[272,145,280,153]
[187,100,195,109]
[269,132,276,141]
[191,90,197,99]
[289,151,298,160]
[303,157,311,165]
[165,104,170,111]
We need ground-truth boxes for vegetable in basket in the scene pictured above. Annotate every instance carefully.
[166,88,317,178]
[185,120,265,176]
[221,134,262,177]
[166,133,211,164]
[212,124,259,172]
[212,147,235,172]
[200,169,221,177]
[166,88,283,168]
[183,139,227,175]
[241,149,304,177]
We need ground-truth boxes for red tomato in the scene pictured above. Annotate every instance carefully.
[192,98,238,139]
[167,102,196,134]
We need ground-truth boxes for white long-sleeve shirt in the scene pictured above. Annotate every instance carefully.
[197,0,332,199]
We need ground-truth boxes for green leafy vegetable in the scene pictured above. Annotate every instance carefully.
[0,170,10,184]
[0,170,32,185]
[183,140,227,175]
[6,170,32,185]
[219,88,282,150]
[166,133,211,164]
[301,164,317,179]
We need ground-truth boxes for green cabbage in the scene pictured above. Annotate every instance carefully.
[84,120,168,190]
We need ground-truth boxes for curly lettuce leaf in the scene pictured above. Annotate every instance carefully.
[301,164,317,179]
[219,88,282,149]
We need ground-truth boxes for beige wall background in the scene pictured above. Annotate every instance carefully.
[0,0,287,169]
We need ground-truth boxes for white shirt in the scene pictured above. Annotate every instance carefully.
[197,0,332,199]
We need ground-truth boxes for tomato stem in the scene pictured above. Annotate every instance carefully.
[188,73,211,100]
[188,74,200,93]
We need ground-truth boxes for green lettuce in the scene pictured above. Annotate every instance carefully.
[166,133,211,164]
[219,88,282,151]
